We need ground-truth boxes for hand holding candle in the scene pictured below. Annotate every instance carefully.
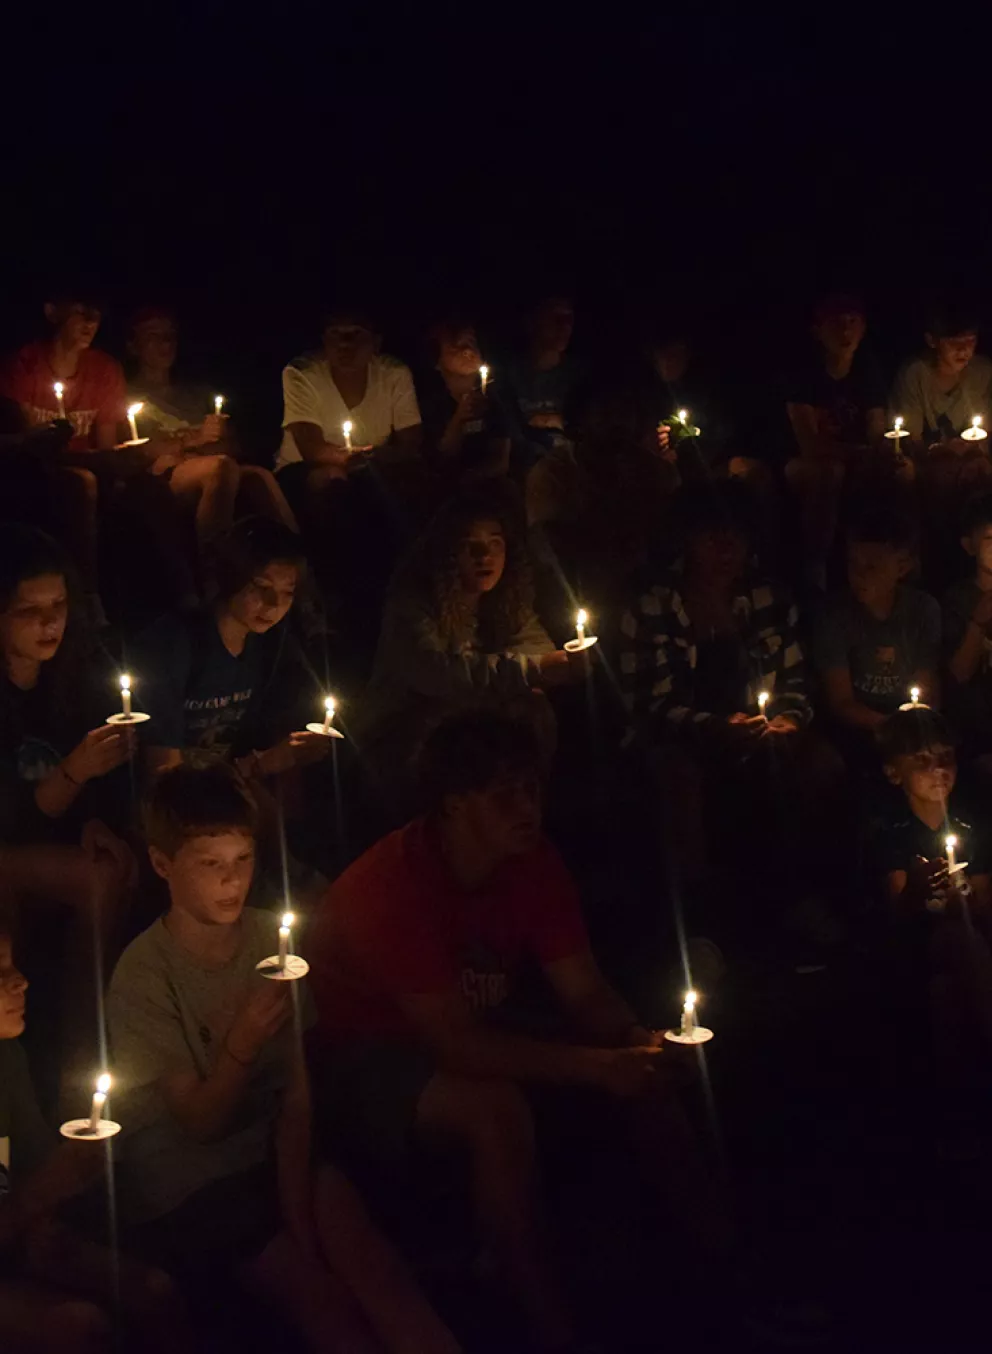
[257,907,310,980]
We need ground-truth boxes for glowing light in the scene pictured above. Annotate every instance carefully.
[910,686,921,705]
[96,1073,111,1095]
[479,363,490,393]
[119,674,132,717]
[678,409,688,424]
[214,394,224,416]
[758,691,770,714]
[281,911,295,930]
[126,403,143,442]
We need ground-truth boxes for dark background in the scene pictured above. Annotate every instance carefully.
[4,4,990,456]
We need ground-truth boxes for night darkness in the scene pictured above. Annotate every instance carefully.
[4,5,990,454]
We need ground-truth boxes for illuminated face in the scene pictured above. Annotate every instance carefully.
[815,308,866,358]
[47,301,101,350]
[130,316,178,373]
[0,574,69,667]
[323,320,377,372]
[449,767,543,858]
[151,830,256,925]
[438,327,482,378]
[928,331,978,374]
[886,745,956,806]
[0,937,27,1039]
[847,540,906,606]
[227,560,298,634]
[457,519,506,594]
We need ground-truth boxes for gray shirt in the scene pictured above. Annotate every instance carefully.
[107,908,307,1223]
[813,586,941,714]
[890,354,992,443]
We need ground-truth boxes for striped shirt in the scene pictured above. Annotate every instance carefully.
[619,569,811,739]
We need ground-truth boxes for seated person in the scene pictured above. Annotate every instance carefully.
[307,711,726,1354]
[135,517,327,782]
[0,525,136,1099]
[416,318,510,478]
[276,305,422,512]
[0,923,192,1354]
[126,306,298,545]
[873,709,992,1081]
[814,509,940,749]
[358,490,587,809]
[619,483,831,891]
[0,288,196,619]
[891,302,992,446]
[943,492,992,758]
[107,764,459,1354]
[784,294,891,587]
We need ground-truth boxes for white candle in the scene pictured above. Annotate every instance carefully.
[884,415,908,443]
[278,911,294,970]
[322,696,336,735]
[88,1073,111,1133]
[127,402,143,443]
[758,691,770,717]
[120,674,132,717]
[680,990,697,1038]
[910,686,921,706]
[962,415,988,442]
[342,420,353,452]
[945,835,957,873]
[54,381,66,419]
[479,364,489,394]
[214,395,224,417]
[575,608,587,645]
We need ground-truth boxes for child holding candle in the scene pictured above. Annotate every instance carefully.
[416,318,511,480]
[108,763,460,1353]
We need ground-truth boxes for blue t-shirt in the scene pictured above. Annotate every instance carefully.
[813,586,941,714]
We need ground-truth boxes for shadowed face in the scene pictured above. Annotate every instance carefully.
[448,766,543,858]
[0,574,68,667]
[46,301,101,350]
[847,540,907,607]
[885,744,956,806]
[438,327,481,378]
[323,320,377,373]
[129,316,178,373]
[814,308,865,359]
[0,938,27,1039]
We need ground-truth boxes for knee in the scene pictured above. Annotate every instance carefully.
[44,1300,111,1353]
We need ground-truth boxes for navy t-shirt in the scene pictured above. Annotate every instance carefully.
[813,587,941,714]
[134,610,288,757]
[786,347,887,447]
[873,808,989,910]
[417,373,511,472]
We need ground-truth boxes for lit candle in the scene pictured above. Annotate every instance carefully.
[758,690,770,717]
[322,696,336,735]
[127,402,143,443]
[884,415,908,444]
[910,686,921,706]
[962,415,988,443]
[278,911,294,970]
[575,608,587,645]
[214,395,224,417]
[88,1073,111,1133]
[119,674,132,718]
[680,990,697,1039]
[945,834,957,873]
[479,364,489,394]
[342,419,353,452]
[54,381,66,419]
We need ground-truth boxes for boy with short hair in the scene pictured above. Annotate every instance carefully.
[890,304,992,446]
[814,509,941,743]
[944,492,992,753]
[107,762,459,1354]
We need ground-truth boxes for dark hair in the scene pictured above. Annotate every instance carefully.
[144,762,258,856]
[926,300,979,340]
[418,710,541,812]
[423,315,476,367]
[321,304,378,334]
[961,491,992,537]
[398,487,533,649]
[846,506,917,552]
[877,707,956,764]
[127,305,177,337]
[677,481,757,545]
[812,292,865,324]
[0,524,91,727]
[44,278,105,313]
[207,517,307,603]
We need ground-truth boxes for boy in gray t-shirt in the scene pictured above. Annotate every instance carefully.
[109,761,458,1353]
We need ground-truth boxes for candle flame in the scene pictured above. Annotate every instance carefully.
[684,990,697,1011]
[280,911,294,930]
[127,402,143,418]
[678,409,688,424]
[910,686,920,703]
[974,416,983,430]
[214,395,224,412]
[945,834,957,852]
[325,696,336,716]
[479,364,489,379]
[120,673,131,692]
[758,691,770,709]
[96,1073,111,1094]
[54,381,64,397]
[894,416,903,431]
[576,608,588,627]
[342,420,353,436]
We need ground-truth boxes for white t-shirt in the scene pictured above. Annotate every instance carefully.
[277,352,421,469]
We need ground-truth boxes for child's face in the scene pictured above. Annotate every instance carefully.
[963,523,992,573]
[228,561,298,635]
[885,744,957,806]
[0,937,28,1039]
[926,331,977,374]
[0,573,69,667]
[152,830,256,927]
[457,519,507,595]
[847,540,907,606]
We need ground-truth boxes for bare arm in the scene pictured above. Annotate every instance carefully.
[285,421,348,468]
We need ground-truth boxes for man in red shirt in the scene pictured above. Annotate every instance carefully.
[308,711,726,1353]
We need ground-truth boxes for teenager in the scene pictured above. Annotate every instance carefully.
[308,711,726,1354]
[417,319,510,478]
[891,305,992,445]
[107,763,460,1354]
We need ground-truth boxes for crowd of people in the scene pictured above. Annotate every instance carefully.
[2,281,992,1351]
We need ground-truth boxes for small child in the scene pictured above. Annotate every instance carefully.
[107,762,459,1354]
[815,509,940,751]
[0,921,187,1354]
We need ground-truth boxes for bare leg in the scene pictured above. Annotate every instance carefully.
[168,454,240,548]
[417,1073,574,1351]
[236,464,300,531]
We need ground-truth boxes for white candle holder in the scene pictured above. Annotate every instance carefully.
[962,417,988,443]
[106,711,151,725]
[256,954,310,981]
[120,438,151,448]
[664,1026,714,1046]
[305,723,344,738]
[564,635,599,653]
[60,1118,121,1141]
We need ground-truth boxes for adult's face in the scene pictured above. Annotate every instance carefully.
[323,320,377,373]
[456,519,507,595]
[438,327,481,378]
[0,573,69,668]
[46,301,101,350]
[927,331,978,374]
[530,299,574,356]
[130,316,178,373]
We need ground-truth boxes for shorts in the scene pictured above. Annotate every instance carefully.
[124,1163,280,1278]
[308,1035,435,1169]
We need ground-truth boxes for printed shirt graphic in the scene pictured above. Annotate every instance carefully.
[0,342,126,449]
